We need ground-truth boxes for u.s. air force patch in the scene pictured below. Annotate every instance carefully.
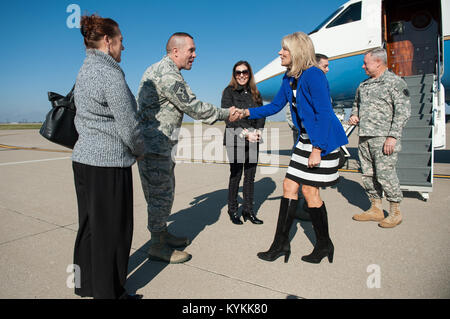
[173,81,189,103]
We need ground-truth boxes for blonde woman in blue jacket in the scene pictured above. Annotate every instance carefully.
[240,32,348,264]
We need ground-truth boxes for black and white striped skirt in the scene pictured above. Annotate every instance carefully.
[286,124,340,187]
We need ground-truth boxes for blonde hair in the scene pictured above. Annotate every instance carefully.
[282,32,317,78]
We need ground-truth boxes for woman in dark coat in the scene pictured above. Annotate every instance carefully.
[221,61,265,225]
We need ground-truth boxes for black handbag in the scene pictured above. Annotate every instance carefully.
[39,85,78,149]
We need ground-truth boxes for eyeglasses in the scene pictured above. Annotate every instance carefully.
[235,70,249,76]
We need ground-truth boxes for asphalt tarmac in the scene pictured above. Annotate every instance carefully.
[0,122,449,299]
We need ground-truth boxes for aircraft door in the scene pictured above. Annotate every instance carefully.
[384,0,441,76]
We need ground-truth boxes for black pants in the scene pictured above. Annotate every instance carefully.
[72,162,133,299]
[227,144,259,213]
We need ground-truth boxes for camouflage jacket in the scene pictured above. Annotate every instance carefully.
[351,69,411,139]
[136,55,229,156]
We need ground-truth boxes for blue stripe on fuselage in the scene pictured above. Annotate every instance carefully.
[256,73,284,102]
[442,39,450,103]
[327,54,367,105]
[257,53,367,105]
[258,47,450,105]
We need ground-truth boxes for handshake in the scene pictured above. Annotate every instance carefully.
[228,106,248,122]
[226,107,260,142]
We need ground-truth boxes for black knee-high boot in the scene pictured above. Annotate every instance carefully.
[228,163,243,225]
[257,197,298,263]
[301,202,334,264]
[242,164,263,224]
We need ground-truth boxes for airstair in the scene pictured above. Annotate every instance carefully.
[396,74,435,200]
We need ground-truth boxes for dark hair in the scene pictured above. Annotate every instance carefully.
[315,53,328,62]
[170,32,193,40]
[228,60,262,105]
[80,14,119,49]
[166,32,194,53]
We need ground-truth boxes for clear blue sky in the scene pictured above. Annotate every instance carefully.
[0,0,346,123]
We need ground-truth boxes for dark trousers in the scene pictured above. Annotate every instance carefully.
[72,162,134,299]
[227,144,259,213]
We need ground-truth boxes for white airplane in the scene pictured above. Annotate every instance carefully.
[254,0,449,199]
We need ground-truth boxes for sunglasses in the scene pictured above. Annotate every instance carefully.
[235,70,249,76]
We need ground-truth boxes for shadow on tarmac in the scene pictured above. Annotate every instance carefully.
[125,176,277,294]
[289,176,373,247]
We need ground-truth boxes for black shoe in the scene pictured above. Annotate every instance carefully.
[301,202,334,264]
[257,197,298,263]
[242,210,263,224]
[228,210,243,225]
[301,239,334,264]
[257,240,291,262]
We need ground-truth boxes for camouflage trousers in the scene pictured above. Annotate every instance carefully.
[358,136,402,203]
[138,153,175,233]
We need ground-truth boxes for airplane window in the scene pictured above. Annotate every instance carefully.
[326,1,362,29]
[309,6,344,34]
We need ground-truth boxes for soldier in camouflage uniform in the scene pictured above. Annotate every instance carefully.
[136,32,239,263]
[349,47,411,228]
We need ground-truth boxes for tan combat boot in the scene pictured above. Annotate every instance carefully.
[160,230,191,248]
[352,198,384,221]
[148,230,192,264]
[379,202,402,228]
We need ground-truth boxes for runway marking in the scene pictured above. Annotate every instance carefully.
[1,143,449,179]
[0,144,72,153]
[178,158,450,180]
[0,157,71,166]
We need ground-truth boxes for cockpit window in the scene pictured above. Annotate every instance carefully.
[326,1,362,28]
[309,6,344,34]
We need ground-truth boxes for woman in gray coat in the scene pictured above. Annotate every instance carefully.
[72,14,145,299]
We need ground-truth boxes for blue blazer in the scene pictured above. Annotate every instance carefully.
[249,67,348,156]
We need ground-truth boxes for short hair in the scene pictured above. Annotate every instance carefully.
[281,32,317,78]
[166,32,194,53]
[315,53,328,63]
[366,47,387,65]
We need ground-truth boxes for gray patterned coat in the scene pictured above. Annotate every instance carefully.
[73,49,145,167]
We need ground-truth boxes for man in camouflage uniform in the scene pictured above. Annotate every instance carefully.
[349,47,411,228]
[136,32,239,263]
